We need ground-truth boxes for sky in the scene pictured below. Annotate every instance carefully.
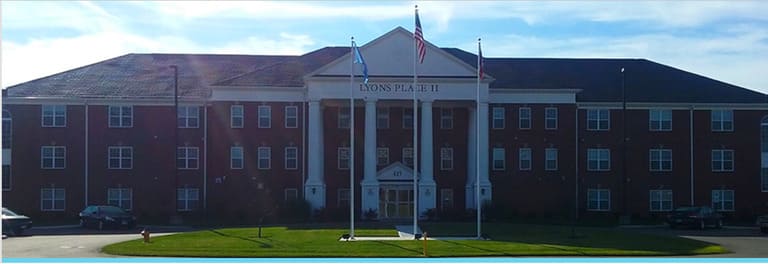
[2,1,767,94]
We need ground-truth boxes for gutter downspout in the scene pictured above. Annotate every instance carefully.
[690,106,694,205]
[302,98,307,200]
[84,102,89,207]
[573,106,579,235]
[204,102,208,211]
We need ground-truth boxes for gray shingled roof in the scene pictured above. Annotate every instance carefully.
[6,47,765,103]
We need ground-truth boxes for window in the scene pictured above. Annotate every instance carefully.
[41,188,65,211]
[761,116,768,192]
[402,147,414,167]
[711,110,733,132]
[492,148,505,170]
[587,109,610,131]
[41,105,66,127]
[2,109,11,149]
[258,105,271,128]
[545,107,558,130]
[519,148,531,171]
[231,146,243,169]
[108,106,133,128]
[519,107,531,129]
[285,188,298,203]
[338,107,350,129]
[41,146,65,169]
[377,107,389,129]
[177,188,199,211]
[177,147,199,169]
[402,108,413,129]
[338,147,350,169]
[231,105,243,128]
[285,147,298,170]
[2,165,10,190]
[649,109,672,131]
[545,148,558,171]
[492,107,505,129]
[440,147,453,170]
[587,148,610,171]
[108,188,133,210]
[649,190,673,212]
[377,148,389,166]
[177,106,199,128]
[108,146,133,169]
[440,108,453,129]
[649,149,672,172]
[285,106,298,128]
[711,189,734,211]
[440,189,454,210]
[712,149,734,172]
[338,188,350,207]
[258,147,271,169]
[587,189,610,211]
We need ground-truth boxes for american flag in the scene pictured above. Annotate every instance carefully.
[415,8,426,64]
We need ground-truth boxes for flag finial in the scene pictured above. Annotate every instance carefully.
[351,36,355,41]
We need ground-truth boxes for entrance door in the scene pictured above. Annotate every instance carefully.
[379,185,413,219]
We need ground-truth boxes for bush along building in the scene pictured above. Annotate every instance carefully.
[3,27,768,225]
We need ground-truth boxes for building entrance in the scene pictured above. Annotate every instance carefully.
[379,185,414,219]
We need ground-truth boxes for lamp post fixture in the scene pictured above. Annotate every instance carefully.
[170,65,179,214]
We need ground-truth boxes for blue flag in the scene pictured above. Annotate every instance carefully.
[353,42,368,84]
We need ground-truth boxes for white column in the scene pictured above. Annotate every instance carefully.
[305,100,325,209]
[478,102,492,203]
[419,100,436,217]
[361,98,379,216]
[466,106,477,209]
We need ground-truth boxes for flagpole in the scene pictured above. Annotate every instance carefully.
[412,5,420,238]
[349,37,356,239]
[476,38,482,239]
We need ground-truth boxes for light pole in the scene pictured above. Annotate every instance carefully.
[170,65,179,215]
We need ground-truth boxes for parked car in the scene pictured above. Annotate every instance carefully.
[757,215,768,234]
[666,206,723,229]
[78,205,136,230]
[2,208,32,236]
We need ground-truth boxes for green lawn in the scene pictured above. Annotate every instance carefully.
[102,222,726,257]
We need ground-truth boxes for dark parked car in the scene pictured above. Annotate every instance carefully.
[757,215,768,234]
[2,208,32,236]
[667,206,723,229]
[78,205,136,230]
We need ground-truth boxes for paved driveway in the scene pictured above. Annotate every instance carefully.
[621,225,768,257]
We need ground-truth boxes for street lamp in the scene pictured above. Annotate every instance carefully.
[170,65,179,215]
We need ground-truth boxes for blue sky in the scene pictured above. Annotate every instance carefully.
[2,1,767,94]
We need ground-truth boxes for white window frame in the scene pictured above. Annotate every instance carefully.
[761,116,768,192]
[41,105,66,127]
[177,147,199,169]
[108,188,133,210]
[231,146,243,169]
[258,105,271,128]
[649,149,672,172]
[338,107,351,129]
[492,107,505,129]
[258,146,271,170]
[711,189,735,212]
[587,189,610,211]
[338,147,350,170]
[649,189,673,212]
[492,147,505,171]
[711,109,734,132]
[284,188,298,203]
[108,105,133,128]
[2,165,10,191]
[402,108,413,129]
[338,188,351,207]
[712,149,734,172]
[402,147,414,167]
[40,188,65,211]
[377,147,389,166]
[377,107,390,129]
[545,148,558,171]
[587,109,610,131]
[285,147,298,170]
[178,106,199,128]
[519,148,532,171]
[440,147,454,170]
[440,108,453,129]
[41,146,66,169]
[108,146,133,169]
[519,107,531,129]
[285,106,298,128]
[231,105,244,128]
[440,188,454,210]
[176,188,199,211]
[587,148,610,171]
[649,109,672,131]
[545,107,558,130]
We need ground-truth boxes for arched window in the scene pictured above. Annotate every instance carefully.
[761,116,768,192]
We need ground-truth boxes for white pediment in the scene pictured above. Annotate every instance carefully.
[377,162,418,181]
[307,27,479,79]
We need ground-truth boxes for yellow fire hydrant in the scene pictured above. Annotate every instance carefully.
[141,228,150,243]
